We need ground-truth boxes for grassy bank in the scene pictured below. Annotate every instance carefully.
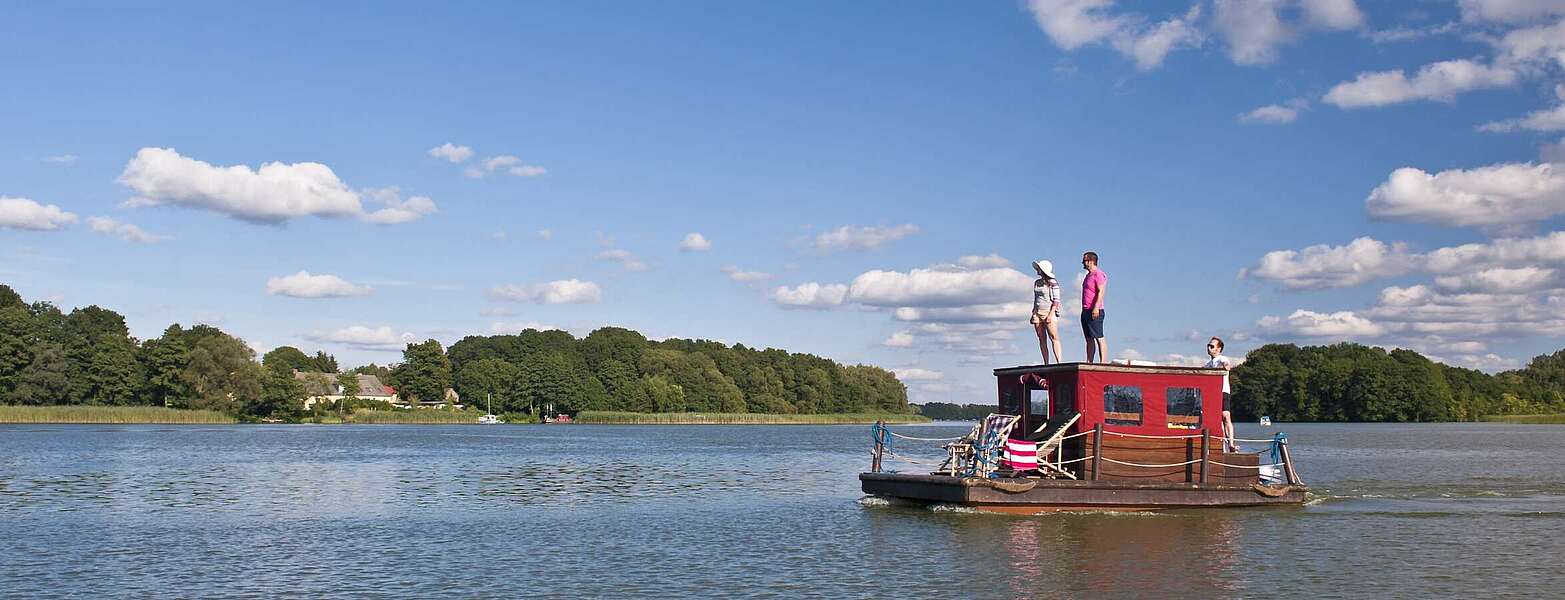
[0,405,236,424]
[574,411,930,425]
[1484,414,1565,424]
[342,409,488,424]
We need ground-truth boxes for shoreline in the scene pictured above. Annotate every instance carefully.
[0,406,930,426]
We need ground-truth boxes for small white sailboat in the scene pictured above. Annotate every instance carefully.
[479,393,503,424]
[1259,416,1272,427]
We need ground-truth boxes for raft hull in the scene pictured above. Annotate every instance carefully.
[860,472,1306,513]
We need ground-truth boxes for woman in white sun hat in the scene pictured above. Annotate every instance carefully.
[1030,259,1063,364]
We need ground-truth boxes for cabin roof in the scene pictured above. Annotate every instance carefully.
[992,362,1223,377]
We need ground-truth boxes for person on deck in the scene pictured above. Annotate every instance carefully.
[1205,337,1238,452]
[1080,252,1107,363]
[1030,259,1063,364]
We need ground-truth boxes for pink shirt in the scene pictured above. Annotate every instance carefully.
[1082,269,1106,309]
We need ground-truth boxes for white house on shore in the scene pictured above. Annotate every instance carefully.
[294,371,400,410]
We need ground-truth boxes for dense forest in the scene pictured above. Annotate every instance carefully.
[0,284,909,420]
[914,402,993,421]
[1233,343,1565,422]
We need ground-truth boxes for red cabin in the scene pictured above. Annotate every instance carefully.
[994,362,1253,482]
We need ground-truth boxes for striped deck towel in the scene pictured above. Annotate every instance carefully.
[1001,439,1038,471]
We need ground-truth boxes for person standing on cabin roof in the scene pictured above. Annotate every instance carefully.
[1205,337,1238,452]
[1080,251,1107,363]
[1030,260,1063,364]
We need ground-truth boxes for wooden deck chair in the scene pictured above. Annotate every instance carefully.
[1027,411,1081,479]
[939,414,1020,478]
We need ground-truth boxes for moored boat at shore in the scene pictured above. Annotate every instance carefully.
[862,362,1306,512]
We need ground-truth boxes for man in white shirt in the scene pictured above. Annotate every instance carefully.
[1204,337,1237,452]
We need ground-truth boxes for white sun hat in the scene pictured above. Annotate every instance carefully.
[1032,259,1055,279]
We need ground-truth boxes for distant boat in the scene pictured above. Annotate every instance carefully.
[479,394,503,424]
[1260,416,1273,427]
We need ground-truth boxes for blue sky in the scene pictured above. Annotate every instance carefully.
[4,1,1565,404]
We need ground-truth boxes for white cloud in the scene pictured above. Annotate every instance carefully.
[490,279,602,304]
[309,325,416,351]
[116,147,435,225]
[467,154,548,178]
[1545,138,1565,163]
[1452,353,1521,371]
[1242,237,1418,289]
[893,302,1033,324]
[957,254,1011,269]
[0,196,77,231]
[1300,0,1365,29]
[1497,18,1565,69]
[1258,309,1387,338]
[489,321,561,335]
[1213,0,1292,66]
[892,367,944,382]
[811,224,920,252]
[848,267,1033,308]
[883,331,914,348]
[1434,266,1564,293]
[596,249,649,272]
[1366,162,1565,228]
[1366,22,1458,44]
[266,271,372,298]
[771,282,849,309]
[1459,0,1565,24]
[86,216,169,244]
[536,229,554,240]
[1324,59,1517,109]
[1425,232,1565,272]
[1368,284,1565,337]
[1480,85,1565,133]
[43,154,78,164]
[678,232,712,252]
[427,143,473,163]
[1239,98,1308,124]
[359,186,438,225]
[721,265,772,282]
[1026,1,1204,70]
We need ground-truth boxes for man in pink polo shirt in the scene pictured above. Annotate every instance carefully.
[1081,251,1107,363]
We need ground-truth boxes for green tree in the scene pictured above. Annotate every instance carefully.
[0,305,36,398]
[254,369,305,418]
[262,346,315,375]
[455,358,521,413]
[139,325,190,407]
[0,284,24,310]
[85,333,144,405]
[180,333,261,412]
[312,351,339,373]
[9,342,70,405]
[394,339,451,405]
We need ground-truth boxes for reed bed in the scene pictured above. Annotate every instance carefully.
[574,411,931,425]
[1484,414,1565,424]
[345,409,487,424]
[0,405,236,424]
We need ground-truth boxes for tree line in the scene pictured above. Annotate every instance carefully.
[1233,343,1565,422]
[0,284,910,419]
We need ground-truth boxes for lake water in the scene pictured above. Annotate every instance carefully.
[3,422,1563,599]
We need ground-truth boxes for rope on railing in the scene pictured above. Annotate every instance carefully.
[1207,460,1283,470]
[1222,436,1276,444]
[886,431,965,442]
[1102,430,1204,440]
[1098,456,1203,468]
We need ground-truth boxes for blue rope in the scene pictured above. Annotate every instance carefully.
[1270,431,1287,466]
[871,422,893,459]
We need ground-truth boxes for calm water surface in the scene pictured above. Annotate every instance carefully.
[3,422,1563,599]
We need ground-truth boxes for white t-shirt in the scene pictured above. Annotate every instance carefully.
[1033,279,1061,316]
[1205,355,1232,393]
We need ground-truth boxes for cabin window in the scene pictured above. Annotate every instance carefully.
[1029,388,1049,418]
[1052,384,1075,416]
[1000,390,1020,415]
[1166,387,1202,429]
[1102,385,1143,425]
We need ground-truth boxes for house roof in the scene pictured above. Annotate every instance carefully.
[292,371,396,397]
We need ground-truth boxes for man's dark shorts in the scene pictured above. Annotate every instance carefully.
[1081,310,1104,339]
[1222,392,1231,412]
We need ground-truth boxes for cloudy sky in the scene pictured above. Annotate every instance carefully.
[4,1,1565,404]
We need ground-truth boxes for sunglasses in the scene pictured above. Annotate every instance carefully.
[1207,344,1219,348]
